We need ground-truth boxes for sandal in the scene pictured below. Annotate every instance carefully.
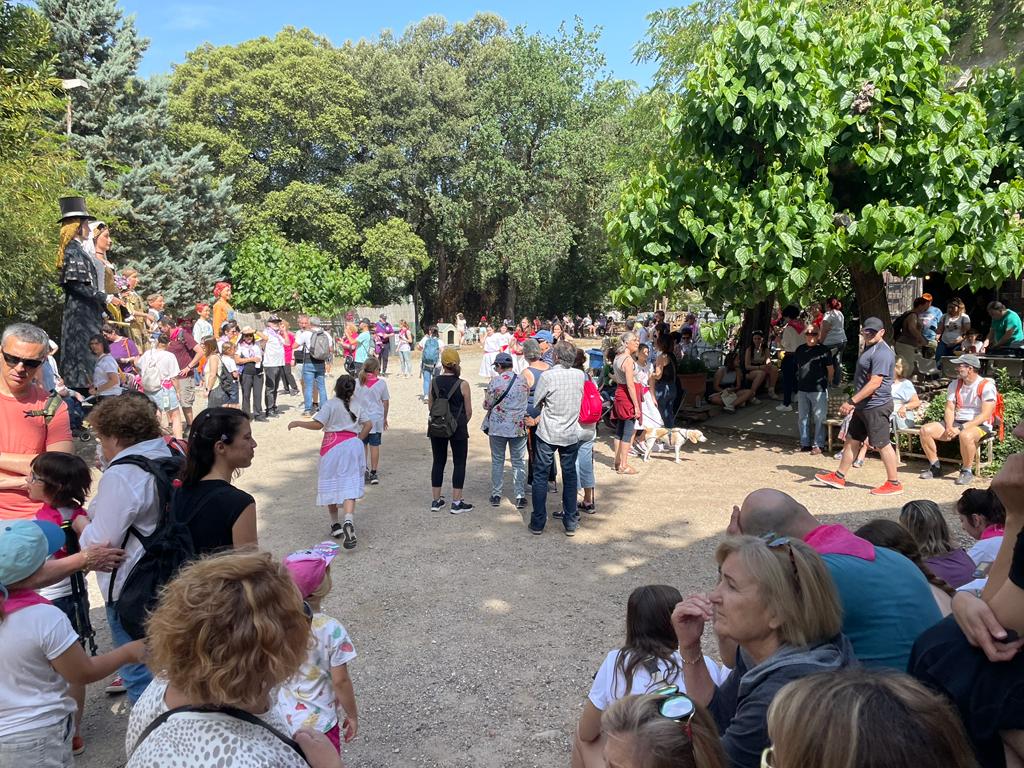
[617,466,638,475]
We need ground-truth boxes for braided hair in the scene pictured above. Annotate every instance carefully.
[56,221,80,268]
[855,519,956,597]
[333,374,357,422]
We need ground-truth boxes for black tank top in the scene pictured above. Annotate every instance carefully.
[433,375,468,438]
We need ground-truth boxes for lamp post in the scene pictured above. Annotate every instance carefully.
[60,78,88,136]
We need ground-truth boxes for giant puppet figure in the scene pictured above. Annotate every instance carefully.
[57,197,120,390]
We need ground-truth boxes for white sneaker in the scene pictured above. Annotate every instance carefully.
[775,404,792,412]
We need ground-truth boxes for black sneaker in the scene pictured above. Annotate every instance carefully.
[489,495,501,507]
[364,470,371,482]
[919,463,942,479]
[342,521,357,549]
[431,497,446,511]
[369,471,379,485]
[578,501,596,514]
[330,522,344,538]
[553,510,564,519]
[450,500,474,514]
[515,497,528,510]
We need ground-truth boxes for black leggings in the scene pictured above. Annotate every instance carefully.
[430,435,468,489]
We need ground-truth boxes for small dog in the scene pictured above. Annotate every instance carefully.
[640,428,708,463]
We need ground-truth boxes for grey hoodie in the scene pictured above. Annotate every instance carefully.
[709,635,858,768]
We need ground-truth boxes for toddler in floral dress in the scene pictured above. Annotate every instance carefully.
[278,542,358,752]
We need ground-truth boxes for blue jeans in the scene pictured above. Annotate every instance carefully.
[105,603,152,702]
[797,390,828,449]
[422,365,434,399]
[399,350,412,375]
[302,361,328,413]
[935,340,960,362]
[654,381,677,427]
[576,435,595,489]
[530,437,580,532]
[489,435,527,498]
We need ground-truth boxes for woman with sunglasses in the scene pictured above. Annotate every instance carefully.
[601,692,727,768]
[572,585,728,768]
[761,670,976,768]
[671,535,854,768]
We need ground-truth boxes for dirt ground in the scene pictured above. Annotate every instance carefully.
[75,346,981,768]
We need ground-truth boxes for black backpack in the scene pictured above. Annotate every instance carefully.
[892,311,911,338]
[107,453,190,640]
[427,377,461,439]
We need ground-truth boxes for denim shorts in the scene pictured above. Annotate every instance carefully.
[365,432,382,447]
[0,715,72,768]
[147,386,180,413]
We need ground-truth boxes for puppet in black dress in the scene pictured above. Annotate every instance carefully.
[56,197,120,391]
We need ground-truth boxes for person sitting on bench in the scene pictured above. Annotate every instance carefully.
[918,354,997,486]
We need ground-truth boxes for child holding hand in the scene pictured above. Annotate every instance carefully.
[278,542,359,752]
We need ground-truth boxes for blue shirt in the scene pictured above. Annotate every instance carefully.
[921,306,943,341]
[355,331,373,364]
[822,547,942,670]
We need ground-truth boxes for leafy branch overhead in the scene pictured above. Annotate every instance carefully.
[610,0,1024,319]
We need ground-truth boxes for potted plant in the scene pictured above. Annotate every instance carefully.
[676,356,710,406]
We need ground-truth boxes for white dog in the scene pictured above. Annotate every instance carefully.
[640,428,708,463]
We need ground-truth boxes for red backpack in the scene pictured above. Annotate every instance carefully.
[955,377,1005,440]
[579,379,603,425]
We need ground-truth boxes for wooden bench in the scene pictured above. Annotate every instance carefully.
[825,418,845,453]
[894,428,995,474]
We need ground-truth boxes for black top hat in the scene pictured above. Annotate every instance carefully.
[58,196,94,223]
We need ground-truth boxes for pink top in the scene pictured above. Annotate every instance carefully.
[804,524,876,561]
[283,332,296,366]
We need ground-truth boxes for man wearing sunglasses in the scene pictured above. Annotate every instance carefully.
[0,323,73,520]
[815,317,902,496]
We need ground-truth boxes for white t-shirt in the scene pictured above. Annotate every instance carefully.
[354,378,390,434]
[93,353,123,396]
[138,349,180,393]
[0,604,78,738]
[314,397,365,433]
[223,357,238,375]
[126,678,306,768]
[276,612,357,734]
[968,536,1003,566]
[947,377,998,425]
[262,327,286,367]
[587,649,729,711]
[940,313,971,345]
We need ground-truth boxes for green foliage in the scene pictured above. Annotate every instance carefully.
[610,0,1024,317]
[257,181,360,257]
[360,218,429,305]
[230,233,369,317]
[0,1,81,322]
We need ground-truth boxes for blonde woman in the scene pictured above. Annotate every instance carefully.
[124,552,341,767]
[672,535,855,767]
[600,693,728,768]
[397,320,414,377]
[763,671,976,768]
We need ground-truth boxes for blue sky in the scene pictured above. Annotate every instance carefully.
[122,0,664,85]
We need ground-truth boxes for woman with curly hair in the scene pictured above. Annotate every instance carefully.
[124,551,342,768]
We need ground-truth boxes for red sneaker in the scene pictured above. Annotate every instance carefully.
[815,471,846,489]
[870,480,903,496]
[72,736,85,755]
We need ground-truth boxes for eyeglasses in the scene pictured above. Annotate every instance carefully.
[2,351,45,370]
[761,746,776,767]
[763,533,802,597]
[28,472,42,484]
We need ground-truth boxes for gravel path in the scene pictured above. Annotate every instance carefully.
[75,347,978,767]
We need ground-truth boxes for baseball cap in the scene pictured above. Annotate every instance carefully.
[532,330,554,344]
[950,353,982,369]
[267,315,281,324]
[283,542,340,598]
[0,520,64,595]
[441,348,461,367]
[862,317,884,332]
[493,352,514,368]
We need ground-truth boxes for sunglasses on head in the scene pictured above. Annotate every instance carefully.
[651,689,697,738]
[2,351,45,370]
[762,533,802,596]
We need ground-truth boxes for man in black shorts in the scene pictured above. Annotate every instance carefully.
[815,316,903,495]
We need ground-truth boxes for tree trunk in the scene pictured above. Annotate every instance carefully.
[849,262,892,335]
[504,281,517,324]
[740,297,774,350]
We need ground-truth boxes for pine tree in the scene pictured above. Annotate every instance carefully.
[38,0,239,308]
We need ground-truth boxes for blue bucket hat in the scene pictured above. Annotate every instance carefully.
[0,520,64,598]
[532,330,554,344]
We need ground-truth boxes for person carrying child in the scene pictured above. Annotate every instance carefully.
[289,375,372,548]
[277,542,359,754]
[27,451,95,755]
[354,357,390,486]
[0,519,144,766]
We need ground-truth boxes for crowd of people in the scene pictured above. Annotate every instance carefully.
[3,198,1024,767]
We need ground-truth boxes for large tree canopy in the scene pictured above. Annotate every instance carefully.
[610,0,1024,327]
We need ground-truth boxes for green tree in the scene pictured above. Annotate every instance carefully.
[610,0,1024,329]
[360,218,429,305]
[0,1,81,322]
[230,233,370,316]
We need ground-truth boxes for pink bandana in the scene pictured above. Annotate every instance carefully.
[320,430,357,456]
[804,524,876,561]
[981,524,1005,540]
[1,589,50,615]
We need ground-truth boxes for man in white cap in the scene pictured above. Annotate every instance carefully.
[918,353,998,486]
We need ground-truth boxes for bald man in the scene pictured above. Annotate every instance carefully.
[728,488,942,670]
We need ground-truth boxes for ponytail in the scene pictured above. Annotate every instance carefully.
[359,356,380,386]
[333,375,357,422]
[180,407,250,487]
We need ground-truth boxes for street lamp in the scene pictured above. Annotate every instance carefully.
[60,78,88,136]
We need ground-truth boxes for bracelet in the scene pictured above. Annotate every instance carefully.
[681,652,704,665]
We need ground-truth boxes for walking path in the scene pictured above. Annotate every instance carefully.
[77,348,976,767]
